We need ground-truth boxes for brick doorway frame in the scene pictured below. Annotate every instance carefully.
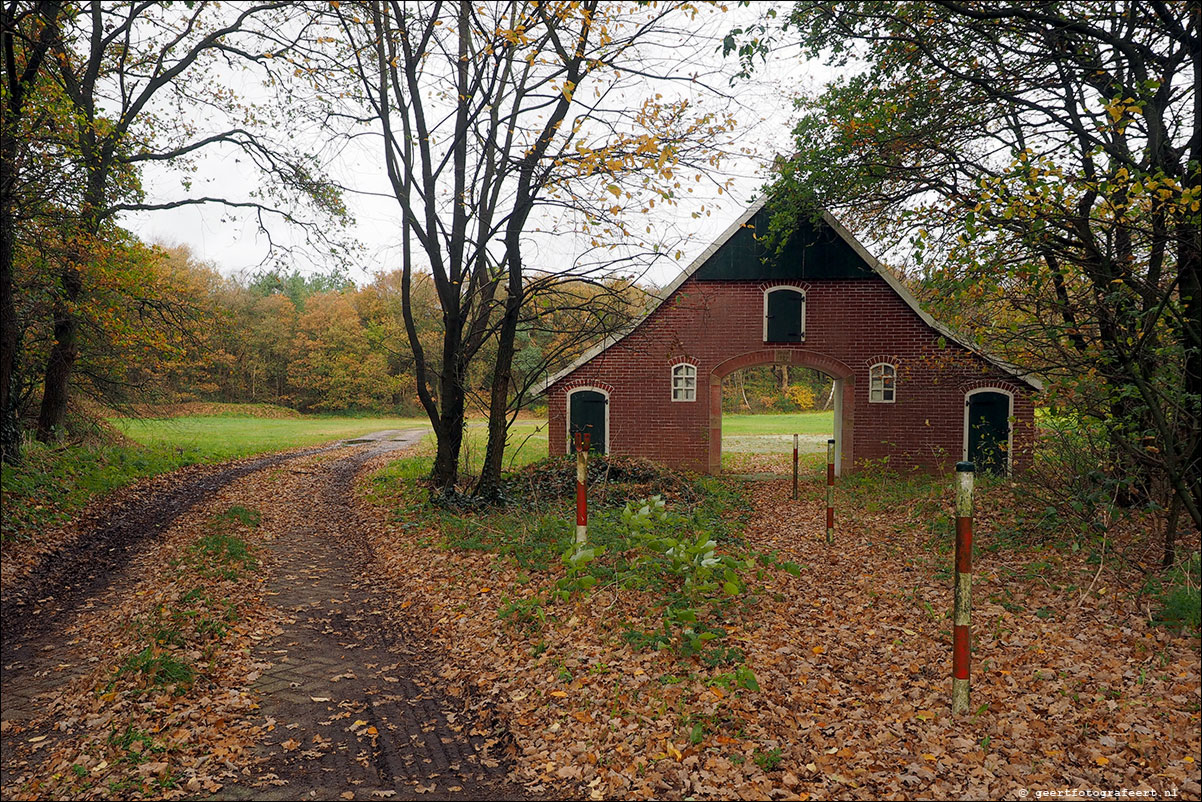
[709,348,855,475]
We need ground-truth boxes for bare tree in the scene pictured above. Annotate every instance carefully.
[330,0,737,496]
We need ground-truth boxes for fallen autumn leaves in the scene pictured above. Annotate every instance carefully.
[1,462,295,799]
[2,443,1198,801]
[355,451,1201,800]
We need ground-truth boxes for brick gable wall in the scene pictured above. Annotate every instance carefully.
[547,275,1035,474]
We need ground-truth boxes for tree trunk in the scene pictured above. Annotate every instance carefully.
[1,1,63,463]
[475,291,522,500]
[36,263,82,440]
[1176,214,1201,528]
[427,343,466,493]
[1162,493,1181,570]
[0,174,18,463]
[430,405,464,494]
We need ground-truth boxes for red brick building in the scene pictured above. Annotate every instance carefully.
[545,200,1040,476]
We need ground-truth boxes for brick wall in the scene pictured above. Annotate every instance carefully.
[548,276,1036,475]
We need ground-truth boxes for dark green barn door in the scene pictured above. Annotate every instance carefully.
[966,391,1010,475]
[766,289,805,342]
[569,390,607,454]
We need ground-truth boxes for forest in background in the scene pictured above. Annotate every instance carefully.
[7,237,646,422]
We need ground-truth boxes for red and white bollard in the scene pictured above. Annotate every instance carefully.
[825,439,835,544]
[575,432,590,545]
[952,461,975,714]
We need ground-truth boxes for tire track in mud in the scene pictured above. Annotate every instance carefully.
[1,446,329,664]
[220,433,528,801]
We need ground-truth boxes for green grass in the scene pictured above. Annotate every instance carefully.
[110,415,434,461]
[1147,551,1201,633]
[721,411,833,436]
[4,408,548,544]
[2,441,205,541]
[112,413,550,471]
[371,451,760,663]
[720,412,833,455]
[456,419,549,473]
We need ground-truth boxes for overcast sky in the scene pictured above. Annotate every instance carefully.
[121,4,824,289]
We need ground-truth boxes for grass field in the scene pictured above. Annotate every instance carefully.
[721,410,833,456]
[110,411,828,462]
[111,414,549,471]
[112,415,434,462]
[447,419,549,473]
[2,411,550,543]
[721,411,834,436]
[4,408,814,543]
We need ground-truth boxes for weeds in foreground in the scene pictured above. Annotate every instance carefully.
[1145,551,1201,632]
[374,454,779,686]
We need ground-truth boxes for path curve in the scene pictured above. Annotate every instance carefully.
[1,445,328,662]
[2,430,530,801]
[221,430,525,800]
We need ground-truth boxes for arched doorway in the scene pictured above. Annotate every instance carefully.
[710,349,854,475]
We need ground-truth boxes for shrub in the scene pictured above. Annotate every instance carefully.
[1149,552,1201,633]
[785,385,815,410]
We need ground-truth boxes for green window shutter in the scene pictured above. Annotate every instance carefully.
[766,290,804,342]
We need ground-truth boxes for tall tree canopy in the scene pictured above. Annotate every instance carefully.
[735,1,1199,532]
[1,1,347,457]
[1,1,64,463]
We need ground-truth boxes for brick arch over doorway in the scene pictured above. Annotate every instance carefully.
[544,198,1041,475]
[708,349,854,474]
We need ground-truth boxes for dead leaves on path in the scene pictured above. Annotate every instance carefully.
[355,452,1200,800]
[5,443,1197,801]
[0,459,318,801]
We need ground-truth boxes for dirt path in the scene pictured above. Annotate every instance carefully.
[1,432,528,801]
[1,446,333,739]
[220,434,522,801]
[1,446,328,659]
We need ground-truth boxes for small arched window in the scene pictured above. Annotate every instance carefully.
[764,287,806,343]
[671,363,697,402]
[869,363,896,403]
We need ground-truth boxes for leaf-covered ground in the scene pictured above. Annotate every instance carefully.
[1,459,292,799]
[1,436,529,801]
[356,452,1201,800]
[2,441,1197,801]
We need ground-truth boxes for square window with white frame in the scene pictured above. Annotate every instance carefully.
[869,363,896,403]
[672,363,697,401]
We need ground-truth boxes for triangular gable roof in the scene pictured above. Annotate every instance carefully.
[544,197,1043,392]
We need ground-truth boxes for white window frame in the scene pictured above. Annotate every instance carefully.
[671,363,698,402]
[962,387,1014,475]
[566,386,610,454]
[762,286,807,343]
[868,363,897,404]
